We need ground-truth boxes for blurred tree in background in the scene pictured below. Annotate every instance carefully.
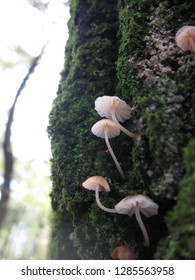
[0,0,69,259]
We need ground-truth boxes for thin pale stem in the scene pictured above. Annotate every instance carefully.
[134,202,149,246]
[104,129,125,179]
[95,186,116,213]
[111,111,137,139]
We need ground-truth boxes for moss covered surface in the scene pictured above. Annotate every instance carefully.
[155,139,195,259]
[48,0,195,259]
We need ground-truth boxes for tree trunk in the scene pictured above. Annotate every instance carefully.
[48,0,195,259]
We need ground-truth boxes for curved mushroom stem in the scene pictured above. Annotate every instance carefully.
[95,186,116,213]
[111,111,137,139]
[134,202,150,246]
[104,129,125,179]
[189,37,195,53]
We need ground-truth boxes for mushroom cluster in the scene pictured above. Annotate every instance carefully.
[82,176,159,247]
[79,22,192,257]
[80,95,159,251]
[92,95,137,179]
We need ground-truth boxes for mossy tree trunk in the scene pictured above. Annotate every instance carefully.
[48,0,195,259]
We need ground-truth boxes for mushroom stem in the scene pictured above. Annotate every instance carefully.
[104,129,125,179]
[134,202,150,246]
[111,111,136,139]
[95,186,116,213]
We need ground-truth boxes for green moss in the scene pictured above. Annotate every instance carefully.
[142,76,193,198]
[155,139,195,259]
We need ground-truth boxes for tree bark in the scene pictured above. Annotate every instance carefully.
[48,0,195,259]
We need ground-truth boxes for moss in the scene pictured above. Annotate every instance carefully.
[155,139,195,259]
[142,76,193,199]
[48,0,124,259]
[48,210,79,260]
[48,0,195,259]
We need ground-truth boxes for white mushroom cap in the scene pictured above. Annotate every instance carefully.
[82,176,110,192]
[94,95,137,140]
[91,119,120,139]
[95,96,132,123]
[115,194,159,246]
[91,119,125,179]
[69,232,76,241]
[115,194,159,217]
[175,26,195,52]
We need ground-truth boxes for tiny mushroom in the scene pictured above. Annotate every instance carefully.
[114,194,159,246]
[94,96,137,139]
[82,176,116,213]
[69,232,76,241]
[175,26,195,53]
[91,119,125,179]
[111,245,135,260]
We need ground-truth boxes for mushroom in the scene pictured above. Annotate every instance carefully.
[82,176,116,213]
[69,232,76,241]
[94,96,137,139]
[111,245,135,260]
[175,26,195,52]
[114,194,159,246]
[91,119,125,179]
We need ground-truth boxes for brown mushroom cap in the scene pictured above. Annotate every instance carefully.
[95,96,131,122]
[111,246,135,260]
[91,119,120,139]
[175,26,195,52]
[115,194,159,216]
[82,176,116,213]
[82,176,110,192]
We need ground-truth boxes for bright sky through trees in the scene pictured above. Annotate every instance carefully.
[0,0,69,162]
[0,0,70,259]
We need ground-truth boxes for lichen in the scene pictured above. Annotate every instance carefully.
[135,3,195,82]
